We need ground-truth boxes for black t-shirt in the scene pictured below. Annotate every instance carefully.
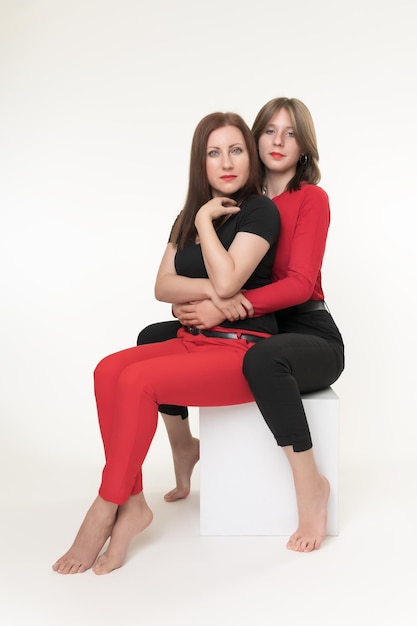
[175,195,280,334]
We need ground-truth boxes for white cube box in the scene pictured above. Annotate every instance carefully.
[199,387,339,536]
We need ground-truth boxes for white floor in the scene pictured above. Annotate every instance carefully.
[1,454,416,626]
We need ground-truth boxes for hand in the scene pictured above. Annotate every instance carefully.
[196,197,240,223]
[174,292,253,328]
[211,291,254,322]
[173,300,225,329]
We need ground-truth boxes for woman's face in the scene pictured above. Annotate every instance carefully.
[206,125,250,197]
[258,108,301,177]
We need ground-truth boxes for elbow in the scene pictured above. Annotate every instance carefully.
[214,281,239,299]
[290,276,316,304]
[154,284,164,302]
[154,275,171,302]
[216,288,236,299]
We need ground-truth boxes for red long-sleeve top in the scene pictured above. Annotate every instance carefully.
[244,184,330,316]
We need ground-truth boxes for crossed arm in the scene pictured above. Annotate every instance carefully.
[154,198,268,326]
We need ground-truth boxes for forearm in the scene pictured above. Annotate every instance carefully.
[245,191,330,315]
[173,291,253,328]
[244,276,315,316]
[195,211,270,299]
[155,275,213,304]
[195,213,237,298]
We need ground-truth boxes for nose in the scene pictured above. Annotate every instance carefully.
[273,132,283,146]
[221,154,233,169]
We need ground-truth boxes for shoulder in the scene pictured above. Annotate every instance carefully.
[242,194,277,211]
[278,184,329,216]
[299,183,329,203]
[237,195,280,242]
[240,195,279,221]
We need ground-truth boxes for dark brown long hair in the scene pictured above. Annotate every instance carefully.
[251,97,321,192]
[170,112,261,248]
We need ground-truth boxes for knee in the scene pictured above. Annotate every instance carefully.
[94,356,147,396]
[94,353,120,387]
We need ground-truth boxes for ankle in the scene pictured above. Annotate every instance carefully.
[171,437,198,453]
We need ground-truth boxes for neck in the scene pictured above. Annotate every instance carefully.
[263,171,294,199]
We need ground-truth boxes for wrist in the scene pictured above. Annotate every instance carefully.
[195,209,211,230]
[205,281,216,300]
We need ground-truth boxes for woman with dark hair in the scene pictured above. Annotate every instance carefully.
[137,97,345,553]
[52,111,280,575]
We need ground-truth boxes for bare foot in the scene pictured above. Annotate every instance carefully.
[164,437,200,502]
[52,496,118,574]
[286,475,330,553]
[92,492,153,575]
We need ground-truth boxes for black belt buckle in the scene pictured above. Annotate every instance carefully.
[186,326,200,335]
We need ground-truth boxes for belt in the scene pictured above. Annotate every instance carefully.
[183,326,267,343]
[281,300,329,315]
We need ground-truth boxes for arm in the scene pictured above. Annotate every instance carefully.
[243,187,330,315]
[154,233,267,306]
[173,291,254,328]
[169,190,330,323]
[195,197,271,299]
[157,196,275,304]
[154,243,215,304]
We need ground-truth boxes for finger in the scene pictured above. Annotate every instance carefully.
[219,197,237,206]
[180,315,195,324]
[240,297,254,317]
[232,306,241,321]
[222,204,240,213]
[237,304,248,320]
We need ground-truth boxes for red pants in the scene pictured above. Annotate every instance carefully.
[94,328,256,504]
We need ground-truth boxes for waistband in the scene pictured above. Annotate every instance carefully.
[280,300,329,315]
[182,326,269,343]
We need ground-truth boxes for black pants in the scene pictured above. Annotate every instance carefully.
[137,312,344,452]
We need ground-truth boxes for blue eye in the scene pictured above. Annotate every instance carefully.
[231,147,243,155]
[208,150,219,158]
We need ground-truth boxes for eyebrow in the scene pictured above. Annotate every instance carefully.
[207,142,244,149]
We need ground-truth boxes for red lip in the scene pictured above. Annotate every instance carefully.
[220,175,237,181]
[270,152,284,158]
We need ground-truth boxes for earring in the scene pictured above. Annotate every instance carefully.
[299,154,308,165]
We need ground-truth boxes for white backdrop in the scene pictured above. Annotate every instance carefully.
[1,0,416,505]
